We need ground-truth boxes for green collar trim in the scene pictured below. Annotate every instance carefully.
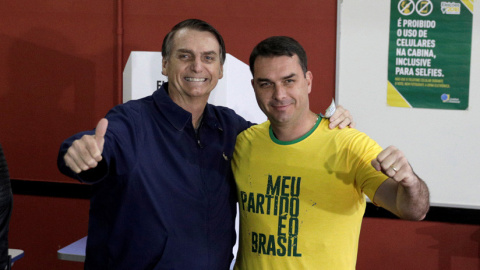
[269,115,322,145]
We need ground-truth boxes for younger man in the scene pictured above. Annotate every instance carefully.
[232,36,429,269]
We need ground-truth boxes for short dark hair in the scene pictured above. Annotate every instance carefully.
[249,36,308,76]
[162,19,226,65]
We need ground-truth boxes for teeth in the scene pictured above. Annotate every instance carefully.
[185,77,206,82]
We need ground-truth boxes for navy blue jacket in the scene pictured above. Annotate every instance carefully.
[58,83,252,269]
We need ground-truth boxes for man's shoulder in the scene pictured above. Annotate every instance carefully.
[319,119,365,137]
[122,95,155,109]
[207,104,242,119]
[237,121,269,141]
[321,126,381,156]
[107,95,156,118]
[311,119,379,149]
[206,104,253,131]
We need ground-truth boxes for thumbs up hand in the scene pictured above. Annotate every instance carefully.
[64,118,109,174]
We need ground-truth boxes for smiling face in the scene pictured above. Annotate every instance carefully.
[162,28,223,105]
[252,54,312,128]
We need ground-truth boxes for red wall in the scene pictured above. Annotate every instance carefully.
[358,218,480,270]
[9,194,89,270]
[0,0,118,183]
[1,1,479,269]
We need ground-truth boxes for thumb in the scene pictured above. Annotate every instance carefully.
[94,118,108,153]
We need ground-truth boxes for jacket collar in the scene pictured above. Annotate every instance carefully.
[153,83,222,132]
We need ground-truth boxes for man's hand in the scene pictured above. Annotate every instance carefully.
[371,145,430,220]
[64,118,108,173]
[371,145,417,187]
[328,105,355,129]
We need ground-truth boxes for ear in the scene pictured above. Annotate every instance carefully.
[306,71,313,94]
[219,65,224,79]
[161,59,168,76]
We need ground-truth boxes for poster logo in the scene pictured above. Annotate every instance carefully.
[441,93,460,103]
[441,2,461,14]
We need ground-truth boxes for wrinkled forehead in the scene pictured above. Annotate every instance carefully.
[171,28,221,55]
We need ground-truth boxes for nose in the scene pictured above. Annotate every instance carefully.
[190,57,202,73]
[272,84,287,100]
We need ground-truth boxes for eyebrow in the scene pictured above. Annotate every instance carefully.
[202,51,218,56]
[176,49,218,56]
[282,73,296,80]
[255,73,297,82]
[176,48,193,55]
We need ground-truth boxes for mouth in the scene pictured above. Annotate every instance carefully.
[272,104,289,110]
[185,77,207,82]
[270,100,294,111]
[271,101,292,107]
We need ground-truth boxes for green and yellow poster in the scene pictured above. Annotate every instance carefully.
[388,0,474,109]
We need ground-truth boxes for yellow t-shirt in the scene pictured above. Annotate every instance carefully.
[232,118,388,270]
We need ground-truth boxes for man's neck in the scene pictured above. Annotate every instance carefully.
[168,90,208,130]
[271,111,319,142]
